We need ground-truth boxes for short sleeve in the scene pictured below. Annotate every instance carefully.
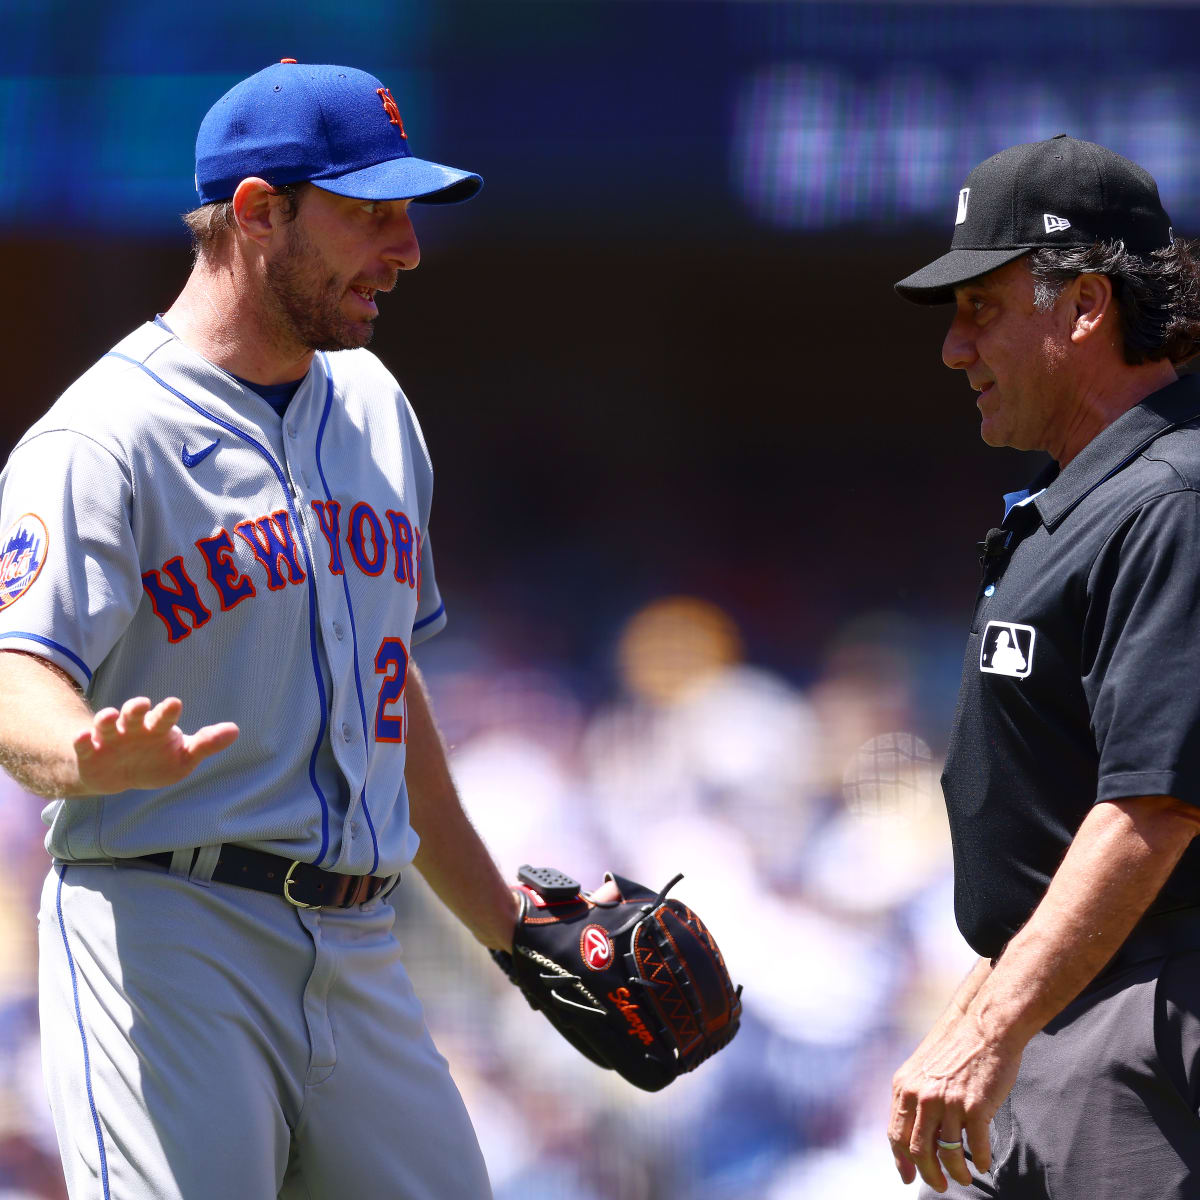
[0,431,141,689]
[411,526,446,646]
[1084,489,1200,807]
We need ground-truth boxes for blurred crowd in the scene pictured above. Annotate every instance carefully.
[0,596,975,1200]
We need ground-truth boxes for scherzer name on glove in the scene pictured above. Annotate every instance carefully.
[491,866,742,1092]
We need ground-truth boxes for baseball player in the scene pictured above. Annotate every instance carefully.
[887,136,1200,1198]
[0,61,520,1198]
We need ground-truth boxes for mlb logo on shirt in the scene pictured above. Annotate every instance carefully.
[980,620,1035,679]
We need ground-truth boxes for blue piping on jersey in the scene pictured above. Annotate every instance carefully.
[103,352,333,865]
[56,867,112,1200]
[413,602,445,633]
[314,358,380,874]
[0,631,92,681]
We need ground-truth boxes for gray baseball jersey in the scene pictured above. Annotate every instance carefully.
[0,319,446,875]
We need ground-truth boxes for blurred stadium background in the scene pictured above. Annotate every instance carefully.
[2,1,1198,1196]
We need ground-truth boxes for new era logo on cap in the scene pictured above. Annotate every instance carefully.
[1043,213,1071,234]
[956,188,970,225]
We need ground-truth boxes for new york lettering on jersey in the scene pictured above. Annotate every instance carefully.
[141,500,424,641]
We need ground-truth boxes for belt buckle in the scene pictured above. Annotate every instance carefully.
[283,860,320,909]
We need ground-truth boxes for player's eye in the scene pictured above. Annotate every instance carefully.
[361,201,381,215]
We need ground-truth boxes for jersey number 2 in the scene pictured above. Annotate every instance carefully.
[374,638,410,743]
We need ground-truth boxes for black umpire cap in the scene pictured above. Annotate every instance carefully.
[895,134,1173,304]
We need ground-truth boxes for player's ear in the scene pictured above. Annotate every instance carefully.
[231,178,282,246]
[1068,273,1114,346]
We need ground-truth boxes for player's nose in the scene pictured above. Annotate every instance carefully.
[384,205,421,272]
[942,309,977,371]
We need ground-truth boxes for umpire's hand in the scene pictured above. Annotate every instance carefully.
[888,1009,1022,1193]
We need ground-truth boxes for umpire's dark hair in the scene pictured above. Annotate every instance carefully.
[181,183,308,260]
[1028,236,1200,366]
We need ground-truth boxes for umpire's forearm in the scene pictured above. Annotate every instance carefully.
[404,663,518,950]
[972,794,1200,1047]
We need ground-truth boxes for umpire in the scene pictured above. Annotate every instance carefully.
[888,135,1200,1198]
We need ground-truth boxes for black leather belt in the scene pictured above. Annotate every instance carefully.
[132,844,396,909]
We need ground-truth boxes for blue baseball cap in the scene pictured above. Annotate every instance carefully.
[194,60,483,205]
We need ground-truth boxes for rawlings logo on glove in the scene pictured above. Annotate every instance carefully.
[491,866,742,1092]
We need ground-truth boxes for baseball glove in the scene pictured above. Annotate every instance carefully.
[491,866,742,1092]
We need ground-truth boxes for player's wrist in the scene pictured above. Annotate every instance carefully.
[480,886,522,951]
[506,886,522,944]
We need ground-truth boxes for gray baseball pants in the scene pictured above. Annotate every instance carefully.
[39,859,492,1199]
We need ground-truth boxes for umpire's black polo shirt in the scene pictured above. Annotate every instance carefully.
[943,373,1200,960]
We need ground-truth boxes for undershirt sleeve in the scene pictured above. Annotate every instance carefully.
[1084,488,1200,808]
[0,431,141,690]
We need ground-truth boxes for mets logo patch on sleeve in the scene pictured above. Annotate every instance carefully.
[0,514,49,610]
[980,620,1035,679]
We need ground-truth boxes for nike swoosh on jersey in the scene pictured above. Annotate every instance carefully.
[181,439,220,468]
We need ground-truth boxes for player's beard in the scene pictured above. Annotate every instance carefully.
[264,218,376,354]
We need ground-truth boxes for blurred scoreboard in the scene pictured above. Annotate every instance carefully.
[1,1,1198,235]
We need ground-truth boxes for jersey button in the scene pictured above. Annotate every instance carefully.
[333,622,345,640]
[341,723,352,742]
[287,424,298,438]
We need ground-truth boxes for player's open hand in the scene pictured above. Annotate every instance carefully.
[73,696,239,793]
[888,1011,1022,1193]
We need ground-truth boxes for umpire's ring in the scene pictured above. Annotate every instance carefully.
[936,1138,963,1151]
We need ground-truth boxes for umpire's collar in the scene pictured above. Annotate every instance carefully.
[1031,372,1200,530]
